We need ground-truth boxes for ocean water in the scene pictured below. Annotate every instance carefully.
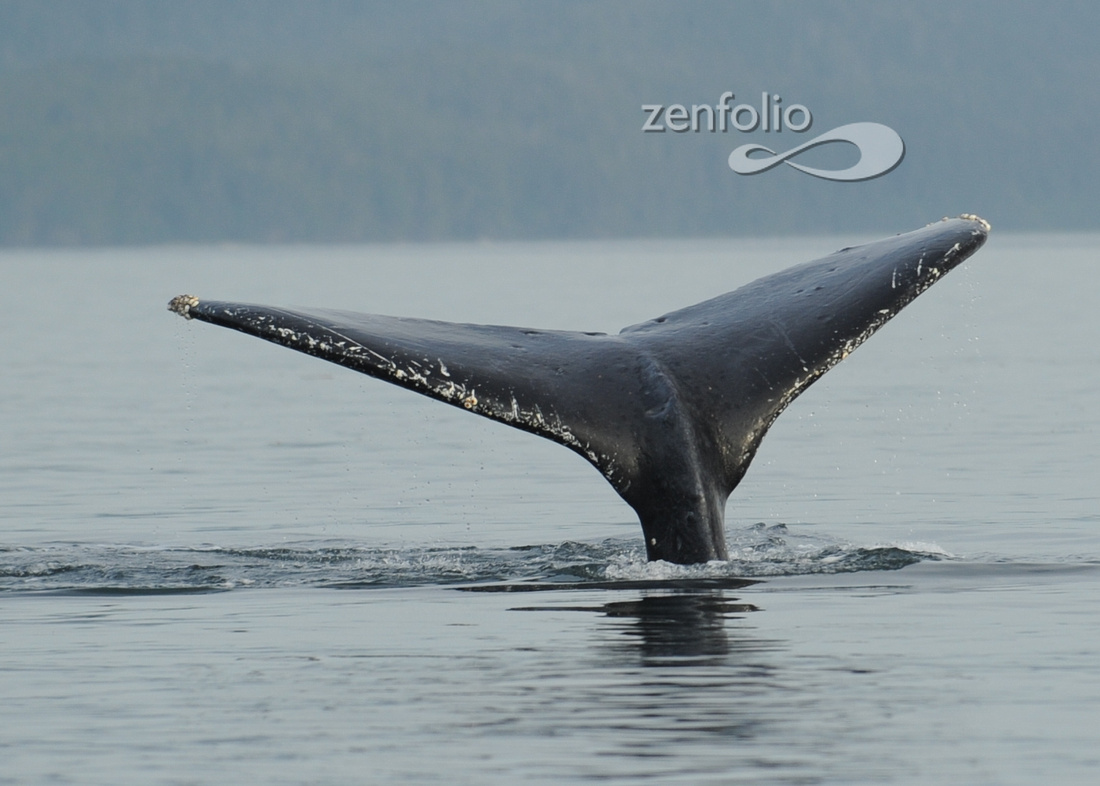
[1,232,1098,784]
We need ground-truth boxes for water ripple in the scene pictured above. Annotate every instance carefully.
[0,524,959,594]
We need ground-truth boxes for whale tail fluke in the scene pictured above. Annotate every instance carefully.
[169,215,989,564]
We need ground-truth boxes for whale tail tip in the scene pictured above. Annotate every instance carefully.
[168,294,200,320]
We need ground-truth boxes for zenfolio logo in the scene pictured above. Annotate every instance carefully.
[641,91,904,182]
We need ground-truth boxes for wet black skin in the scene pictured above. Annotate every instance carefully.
[170,216,989,564]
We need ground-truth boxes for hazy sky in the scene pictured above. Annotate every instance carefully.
[1,2,1096,243]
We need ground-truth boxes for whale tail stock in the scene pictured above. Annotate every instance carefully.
[169,215,990,564]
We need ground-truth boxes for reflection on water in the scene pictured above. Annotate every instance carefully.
[512,589,781,669]
[601,592,766,666]
[494,588,802,780]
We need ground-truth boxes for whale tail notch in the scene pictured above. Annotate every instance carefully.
[169,215,990,564]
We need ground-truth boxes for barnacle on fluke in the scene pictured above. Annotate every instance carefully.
[167,294,200,319]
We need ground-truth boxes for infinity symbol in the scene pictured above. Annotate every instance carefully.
[728,122,905,181]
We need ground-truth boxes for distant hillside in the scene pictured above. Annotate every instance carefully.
[1,1,1097,244]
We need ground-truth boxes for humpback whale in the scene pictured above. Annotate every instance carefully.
[169,215,989,564]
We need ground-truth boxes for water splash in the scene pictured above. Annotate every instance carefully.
[0,524,951,594]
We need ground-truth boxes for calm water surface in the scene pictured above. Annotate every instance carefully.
[1,233,1098,784]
